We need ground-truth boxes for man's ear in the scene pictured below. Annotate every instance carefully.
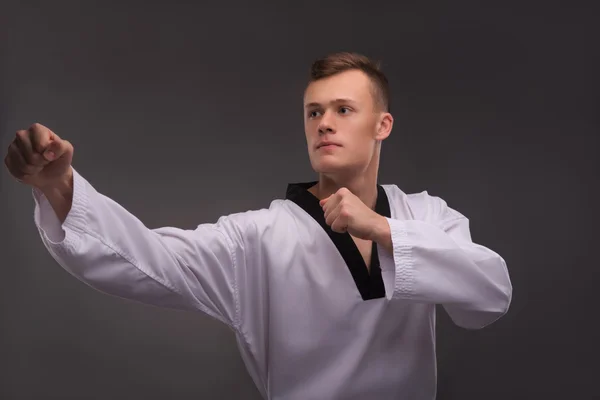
[375,112,393,141]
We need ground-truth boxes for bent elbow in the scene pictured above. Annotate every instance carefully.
[462,255,513,329]
[447,283,513,330]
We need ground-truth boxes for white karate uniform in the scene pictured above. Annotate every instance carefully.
[32,168,512,400]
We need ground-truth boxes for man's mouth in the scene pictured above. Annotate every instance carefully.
[316,142,341,149]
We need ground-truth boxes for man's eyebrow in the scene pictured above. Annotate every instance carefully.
[304,98,358,109]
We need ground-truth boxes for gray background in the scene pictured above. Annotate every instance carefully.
[1,1,598,399]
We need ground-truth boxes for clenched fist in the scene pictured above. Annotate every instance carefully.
[4,123,74,190]
[319,187,387,240]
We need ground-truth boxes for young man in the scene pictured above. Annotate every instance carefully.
[5,52,512,400]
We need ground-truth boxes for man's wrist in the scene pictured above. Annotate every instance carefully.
[39,168,74,199]
[38,167,74,224]
[372,215,393,254]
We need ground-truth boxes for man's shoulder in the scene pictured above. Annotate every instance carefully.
[210,199,292,231]
[380,184,466,223]
[380,183,439,208]
[204,198,313,246]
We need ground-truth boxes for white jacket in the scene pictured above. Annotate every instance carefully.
[33,168,512,400]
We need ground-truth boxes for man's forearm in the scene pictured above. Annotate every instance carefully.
[40,167,74,224]
[373,216,393,254]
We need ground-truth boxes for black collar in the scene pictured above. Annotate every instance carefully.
[285,181,391,301]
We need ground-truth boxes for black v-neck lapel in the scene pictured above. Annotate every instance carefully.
[285,181,392,301]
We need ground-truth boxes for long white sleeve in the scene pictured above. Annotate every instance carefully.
[378,196,513,330]
[32,168,246,331]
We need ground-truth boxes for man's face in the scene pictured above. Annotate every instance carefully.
[303,69,389,177]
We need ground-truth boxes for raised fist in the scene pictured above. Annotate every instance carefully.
[4,123,74,190]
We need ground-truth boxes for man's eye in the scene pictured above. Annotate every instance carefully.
[339,107,351,114]
[308,110,321,118]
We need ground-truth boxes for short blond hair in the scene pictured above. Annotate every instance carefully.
[308,51,390,112]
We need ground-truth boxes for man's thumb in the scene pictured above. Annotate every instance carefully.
[43,139,68,161]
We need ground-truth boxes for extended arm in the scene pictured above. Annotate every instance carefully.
[33,168,246,330]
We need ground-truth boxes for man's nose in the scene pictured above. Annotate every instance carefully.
[318,110,336,135]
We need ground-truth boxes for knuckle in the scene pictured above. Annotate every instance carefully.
[15,130,27,140]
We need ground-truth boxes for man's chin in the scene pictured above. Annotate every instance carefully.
[313,162,343,174]
[312,160,356,176]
